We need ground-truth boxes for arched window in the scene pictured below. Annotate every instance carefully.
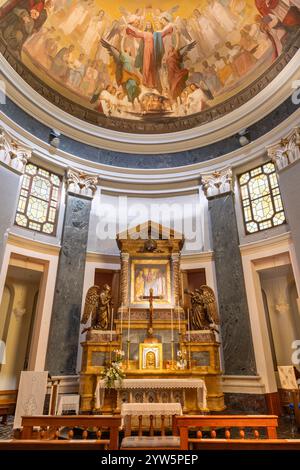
[238,162,286,234]
[15,163,62,235]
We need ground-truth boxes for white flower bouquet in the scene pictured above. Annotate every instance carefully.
[102,349,126,389]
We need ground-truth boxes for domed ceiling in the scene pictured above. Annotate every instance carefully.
[0,0,300,134]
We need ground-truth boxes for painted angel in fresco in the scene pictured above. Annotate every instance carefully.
[81,284,112,332]
[166,41,196,101]
[99,37,141,106]
[185,285,220,331]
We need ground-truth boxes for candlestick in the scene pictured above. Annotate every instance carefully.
[120,304,123,336]
[171,339,175,370]
[110,307,114,342]
[187,308,192,369]
[127,307,131,342]
[187,308,191,341]
[126,339,130,369]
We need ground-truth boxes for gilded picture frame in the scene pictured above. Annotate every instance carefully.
[130,259,171,305]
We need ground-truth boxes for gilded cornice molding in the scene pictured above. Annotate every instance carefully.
[201,168,233,199]
[66,168,98,198]
[267,127,300,170]
[0,126,31,173]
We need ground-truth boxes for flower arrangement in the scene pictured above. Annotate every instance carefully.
[102,349,126,389]
[176,349,187,370]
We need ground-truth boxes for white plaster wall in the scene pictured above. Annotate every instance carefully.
[260,269,300,366]
[0,277,39,390]
[0,237,59,377]
[88,189,208,255]
[240,233,300,394]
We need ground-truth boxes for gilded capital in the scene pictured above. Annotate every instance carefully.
[66,168,98,198]
[202,167,233,199]
[0,127,31,173]
[267,127,300,171]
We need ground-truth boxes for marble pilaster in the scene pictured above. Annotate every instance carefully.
[45,169,97,375]
[202,168,256,376]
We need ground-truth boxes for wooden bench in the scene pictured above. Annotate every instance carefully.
[18,415,121,450]
[0,390,17,424]
[175,415,279,450]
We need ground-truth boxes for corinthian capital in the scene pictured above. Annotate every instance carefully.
[0,127,31,173]
[202,167,233,199]
[66,168,98,198]
[267,127,300,171]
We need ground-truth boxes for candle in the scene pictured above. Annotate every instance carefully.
[110,308,114,341]
[171,307,174,342]
[120,304,123,336]
[187,308,191,341]
[127,307,131,341]
[177,301,181,333]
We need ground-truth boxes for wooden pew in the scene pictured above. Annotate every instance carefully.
[175,415,279,450]
[0,390,17,424]
[18,415,121,450]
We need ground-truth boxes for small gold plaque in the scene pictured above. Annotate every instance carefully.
[139,343,163,370]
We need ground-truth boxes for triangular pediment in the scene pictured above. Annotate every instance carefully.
[117,220,184,249]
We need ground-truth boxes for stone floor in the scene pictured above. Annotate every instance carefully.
[1,415,300,441]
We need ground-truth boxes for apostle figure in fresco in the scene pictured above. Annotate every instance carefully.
[208,0,238,32]
[50,44,74,79]
[59,0,94,35]
[255,0,300,26]
[81,9,108,57]
[126,20,173,90]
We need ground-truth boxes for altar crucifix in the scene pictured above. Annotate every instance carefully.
[142,288,160,342]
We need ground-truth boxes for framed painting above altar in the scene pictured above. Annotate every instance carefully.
[131,259,171,305]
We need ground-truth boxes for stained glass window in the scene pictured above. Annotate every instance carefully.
[239,162,286,234]
[15,163,61,235]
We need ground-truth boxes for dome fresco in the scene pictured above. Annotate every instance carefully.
[0,0,299,134]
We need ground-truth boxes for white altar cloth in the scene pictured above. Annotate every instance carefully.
[95,378,207,410]
[121,402,182,417]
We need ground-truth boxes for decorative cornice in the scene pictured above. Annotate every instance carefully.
[239,231,291,256]
[202,168,233,199]
[267,127,300,170]
[0,126,31,173]
[7,232,61,256]
[66,168,98,198]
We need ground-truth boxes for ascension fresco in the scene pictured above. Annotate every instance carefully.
[0,0,299,131]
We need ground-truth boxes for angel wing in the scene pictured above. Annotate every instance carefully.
[168,5,180,15]
[81,286,100,325]
[179,41,197,60]
[106,19,124,41]
[119,6,131,17]
[100,38,123,85]
[101,38,120,62]
[200,285,220,324]
[175,17,192,42]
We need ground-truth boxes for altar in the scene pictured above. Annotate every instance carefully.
[94,378,207,412]
[79,222,225,415]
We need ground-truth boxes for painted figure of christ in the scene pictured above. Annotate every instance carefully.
[126,21,173,90]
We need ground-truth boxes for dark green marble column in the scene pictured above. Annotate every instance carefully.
[45,169,97,375]
[0,128,31,270]
[203,169,256,376]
